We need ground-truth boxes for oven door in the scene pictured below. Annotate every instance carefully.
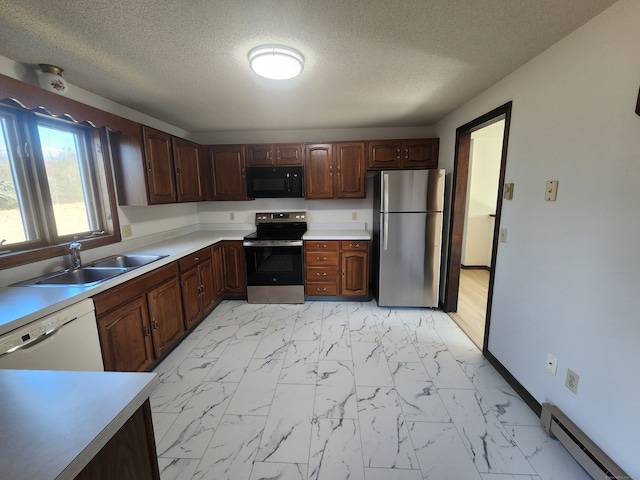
[244,241,304,286]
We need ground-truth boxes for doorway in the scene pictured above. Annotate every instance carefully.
[443,102,512,351]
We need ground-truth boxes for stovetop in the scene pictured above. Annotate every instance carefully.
[245,211,307,240]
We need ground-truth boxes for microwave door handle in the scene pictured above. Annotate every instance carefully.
[286,172,290,192]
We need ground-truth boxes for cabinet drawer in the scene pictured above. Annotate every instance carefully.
[341,240,368,251]
[179,247,212,271]
[305,240,340,252]
[305,266,338,282]
[306,282,338,296]
[305,251,339,266]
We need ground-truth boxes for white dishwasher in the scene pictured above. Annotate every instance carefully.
[0,298,104,371]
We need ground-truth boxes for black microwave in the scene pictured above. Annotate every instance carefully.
[246,166,304,198]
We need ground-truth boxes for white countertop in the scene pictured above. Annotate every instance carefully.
[0,226,370,335]
[0,369,158,480]
[0,229,252,336]
[303,229,371,240]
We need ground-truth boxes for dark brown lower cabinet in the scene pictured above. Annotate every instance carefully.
[179,247,217,330]
[75,400,160,480]
[94,263,185,372]
[304,240,369,297]
[221,241,247,297]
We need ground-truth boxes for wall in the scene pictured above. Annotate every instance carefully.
[461,121,503,266]
[435,0,640,475]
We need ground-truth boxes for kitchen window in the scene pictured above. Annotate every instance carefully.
[0,104,120,268]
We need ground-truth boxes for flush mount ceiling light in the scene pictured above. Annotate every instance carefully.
[38,64,69,95]
[249,45,304,80]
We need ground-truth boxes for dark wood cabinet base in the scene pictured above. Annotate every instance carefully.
[75,400,160,480]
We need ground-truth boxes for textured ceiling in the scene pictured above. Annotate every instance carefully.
[0,0,617,133]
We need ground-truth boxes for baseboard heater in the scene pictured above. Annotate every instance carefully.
[541,403,629,480]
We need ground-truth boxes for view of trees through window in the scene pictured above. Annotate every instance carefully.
[38,125,91,236]
[0,111,95,248]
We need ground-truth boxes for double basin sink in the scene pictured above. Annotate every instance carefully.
[15,254,168,287]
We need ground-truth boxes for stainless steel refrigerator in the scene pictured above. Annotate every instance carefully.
[372,169,445,307]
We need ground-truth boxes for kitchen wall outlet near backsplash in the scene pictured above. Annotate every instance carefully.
[121,224,132,237]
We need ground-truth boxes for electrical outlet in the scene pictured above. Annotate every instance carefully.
[499,228,508,243]
[121,224,132,237]
[546,352,558,375]
[545,180,559,201]
[352,211,357,221]
[565,368,579,394]
[230,212,235,221]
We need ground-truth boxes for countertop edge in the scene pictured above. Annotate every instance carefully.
[58,372,159,480]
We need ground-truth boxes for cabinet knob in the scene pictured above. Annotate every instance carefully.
[396,149,401,159]
[143,326,151,337]
[404,148,409,159]
[152,319,159,331]
[329,165,333,176]
[195,256,200,261]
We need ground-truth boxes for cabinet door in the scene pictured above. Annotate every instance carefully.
[246,144,274,166]
[172,137,204,202]
[305,143,334,199]
[208,145,247,200]
[367,140,402,169]
[212,244,225,301]
[142,126,176,204]
[275,143,303,165]
[335,142,366,198]
[402,138,439,169]
[200,257,216,314]
[341,251,368,296]
[180,267,202,329]
[148,276,185,357]
[221,241,247,296]
[97,296,154,372]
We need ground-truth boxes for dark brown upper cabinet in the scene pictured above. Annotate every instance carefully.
[142,126,177,204]
[305,142,366,199]
[172,137,205,202]
[246,143,303,166]
[112,126,204,205]
[207,145,248,201]
[367,138,439,170]
[335,142,366,198]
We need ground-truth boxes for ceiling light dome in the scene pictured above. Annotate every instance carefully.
[249,45,304,80]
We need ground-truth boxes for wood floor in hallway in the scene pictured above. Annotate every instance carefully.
[448,268,489,348]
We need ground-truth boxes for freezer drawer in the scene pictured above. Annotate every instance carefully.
[378,211,443,307]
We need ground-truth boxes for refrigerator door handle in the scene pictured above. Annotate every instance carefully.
[383,173,390,212]
[382,212,389,250]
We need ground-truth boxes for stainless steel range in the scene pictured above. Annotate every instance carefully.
[243,211,307,304]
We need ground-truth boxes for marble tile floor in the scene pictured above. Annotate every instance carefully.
[151,300,591,480]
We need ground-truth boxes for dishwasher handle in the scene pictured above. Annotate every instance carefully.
[0,317,75,358]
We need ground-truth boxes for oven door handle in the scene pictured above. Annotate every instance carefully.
[243,240,303,247]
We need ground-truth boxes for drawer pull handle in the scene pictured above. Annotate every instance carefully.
[317,244,326,248]
[317,256,327,261]
[194,256,200,261]
[317,287,327,291]
[349,243,360,248]
[316,272,327,276]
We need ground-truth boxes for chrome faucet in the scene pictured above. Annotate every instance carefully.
[69,236,82,269]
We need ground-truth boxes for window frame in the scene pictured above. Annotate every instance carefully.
[0,103,121,269]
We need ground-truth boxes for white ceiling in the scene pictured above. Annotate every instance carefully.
[0,0,617,133]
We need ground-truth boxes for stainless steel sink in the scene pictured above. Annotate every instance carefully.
[89,254,167,269]
[16,267,128,287]
[13,254,168,287]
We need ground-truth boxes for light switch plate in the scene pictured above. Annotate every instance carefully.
[545,180,559,201]
[504,183,514,200]
[499,228,507,243]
